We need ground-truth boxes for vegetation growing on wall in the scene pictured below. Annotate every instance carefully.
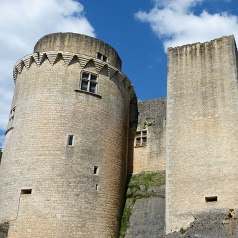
[119,171,165,238]
[143,117,156,129]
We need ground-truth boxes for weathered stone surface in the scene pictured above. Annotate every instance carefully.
[166,35,238,233]
[125,197,165,238]
[166,210,238,238]
[121,172,166,238]
[34,32,122,70]
[0,33,137,238]
[131,99,166,174]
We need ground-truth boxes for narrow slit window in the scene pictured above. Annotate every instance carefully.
[94,166,98,175]
[21,189,32,195]
[96,184,99,191]
[205,196,217,202]
[68,135,74,146]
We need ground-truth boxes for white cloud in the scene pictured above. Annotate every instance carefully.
[135,0,238,51]
[0,0,95,147]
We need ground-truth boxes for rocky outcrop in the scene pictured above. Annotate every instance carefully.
[120,171,165,238]
[166,210,238,238]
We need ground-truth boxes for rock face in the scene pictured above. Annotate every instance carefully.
[166,210,238,238]
[120,171,165,238]
[125,197,165,238]
[121,172,238,238]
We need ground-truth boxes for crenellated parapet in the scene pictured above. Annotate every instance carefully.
[13,51,136,100]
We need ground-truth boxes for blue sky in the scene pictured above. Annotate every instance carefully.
[1,0,238,147]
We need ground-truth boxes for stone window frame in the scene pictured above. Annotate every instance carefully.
[135,130,147,147]
[79,71,98,94]
[97,52,108,62]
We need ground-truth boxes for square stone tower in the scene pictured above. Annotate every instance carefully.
[166,35,238,233]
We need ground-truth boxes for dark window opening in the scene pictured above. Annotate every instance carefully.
[82,72,89,79]
[97,52,108,62]
[142,131,147,136]
[142,137,147,144]
[135,130,147,147]
[94,166,98,175]
[136,138,141,146]
[68,135,74,146]
[81,80,88,91]
[80,72,98,93]
[136,131,141,137]
[21,189,32,195]
[96,184,98,191]
[90,82,97,93]
[205,196,217,202]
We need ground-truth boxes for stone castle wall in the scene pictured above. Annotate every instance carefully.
[166,35,238,233]
[2,32,238,237]
[131,99,166,174]
[0,33,136,238]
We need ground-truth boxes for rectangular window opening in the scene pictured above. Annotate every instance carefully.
[97,52,107,62]
[81,80,88,91]
[89,82,97,93]
[21,189,32,195]
[135,130,147,147]
[142,137,147,144]
[136,137,141,146]
[96,184,99,191]
[80,71,98,93]
[94,166,98,175]
[205,196,217,202]
[97,52,102,59]
[68,135,74,146]
[136,131,141,137]
[82,72,89,80]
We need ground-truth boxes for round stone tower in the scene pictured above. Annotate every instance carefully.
[0,33,137,238]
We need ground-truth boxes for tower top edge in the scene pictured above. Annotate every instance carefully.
[34,32,122,70]
[13,51,137,101]
[167,35,235,52]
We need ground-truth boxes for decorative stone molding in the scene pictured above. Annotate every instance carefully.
[13,51,136,100]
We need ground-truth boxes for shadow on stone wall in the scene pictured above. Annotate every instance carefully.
[0,222,9,238]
